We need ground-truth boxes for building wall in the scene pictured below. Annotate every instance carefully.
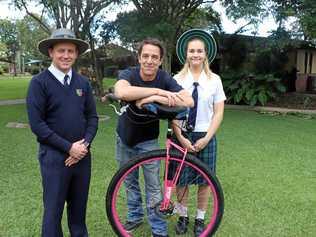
[312,52,316,74]
[284,51,296,72]
[296,49,316,92]
[297,50,306,74]
[296,49,316,74]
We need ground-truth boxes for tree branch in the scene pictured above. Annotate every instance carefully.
[18,0,50,33]
[233,20,254,35]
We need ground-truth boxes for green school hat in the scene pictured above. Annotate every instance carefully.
[176,28,217,65]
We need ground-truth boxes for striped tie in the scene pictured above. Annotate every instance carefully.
[187,82,199,131]
[64,75,70,88]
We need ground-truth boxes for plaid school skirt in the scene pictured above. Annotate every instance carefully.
[171,132,217,186]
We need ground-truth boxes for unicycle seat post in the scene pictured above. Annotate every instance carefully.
[166,120,173,139]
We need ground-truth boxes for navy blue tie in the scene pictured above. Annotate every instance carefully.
[64,75,70,88]
[187,82,199,131]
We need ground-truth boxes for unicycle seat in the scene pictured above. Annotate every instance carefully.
[142,103,188,120]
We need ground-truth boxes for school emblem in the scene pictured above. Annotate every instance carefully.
[76,89,83,96]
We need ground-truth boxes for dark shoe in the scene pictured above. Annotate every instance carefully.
[175,216,189,235]
[124,220,143,232]
[194,218,205,237]
[152,233,169,237]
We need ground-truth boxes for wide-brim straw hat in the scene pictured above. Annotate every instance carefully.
[38,28,89,57]
[176,28,217,65]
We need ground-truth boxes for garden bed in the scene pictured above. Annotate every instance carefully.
[266,92,316,110]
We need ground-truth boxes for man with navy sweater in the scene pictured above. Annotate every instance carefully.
[26,28,98,237]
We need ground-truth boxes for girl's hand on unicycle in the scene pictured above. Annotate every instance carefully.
[194,137,209,152]
[179,136,196,153]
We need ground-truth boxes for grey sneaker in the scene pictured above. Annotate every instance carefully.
[194,218,205,237]
[175,216,189,235]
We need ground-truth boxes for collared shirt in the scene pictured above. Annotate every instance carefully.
[48,64,72,85]
[174,70,226,132]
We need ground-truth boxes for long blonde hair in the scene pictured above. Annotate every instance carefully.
[177,38,213,80]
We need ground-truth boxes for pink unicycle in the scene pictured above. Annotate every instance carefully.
[105,96,224,236]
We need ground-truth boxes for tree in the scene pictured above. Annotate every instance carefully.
[115,0,221,72]
[12,0,121,95]
[16,16,49,61]
[0,19,19,74]
[274,0,316,39]
[0,16,51,75]
[222,0,316,40]
[221,0,267,21]
[0,42,8,60]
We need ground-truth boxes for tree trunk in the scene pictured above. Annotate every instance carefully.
[162,42,173,74]
[163,52,172,74]
[13,63,17,76]
[88,32,103,96]
[91,48,104,96]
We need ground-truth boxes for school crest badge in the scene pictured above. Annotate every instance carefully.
[76,89,83,96]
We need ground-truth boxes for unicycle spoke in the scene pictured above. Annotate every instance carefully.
[106,150,224,237]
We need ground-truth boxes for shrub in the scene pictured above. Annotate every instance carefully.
[224,35,248,70]
[254,48,288,75]
[26,65,40,75]
[0,64,9,74]
[104,65,118,77]
[222,72,286,106]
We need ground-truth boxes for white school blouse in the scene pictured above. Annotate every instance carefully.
[174,70,226,132]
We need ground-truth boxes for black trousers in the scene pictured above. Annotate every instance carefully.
[38,146,91,237]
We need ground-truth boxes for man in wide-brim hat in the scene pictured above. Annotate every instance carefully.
[38,28,89,57]
[26,28,98,237]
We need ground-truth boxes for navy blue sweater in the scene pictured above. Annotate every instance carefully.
[117,67,182,147]
[26,69,98,153]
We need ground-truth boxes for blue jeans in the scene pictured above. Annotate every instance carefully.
[116,135,167,236]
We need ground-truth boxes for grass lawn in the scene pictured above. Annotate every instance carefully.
[0,102,315,236]
[0,75,31,100]
[0,75,116,100]
[103,77,116,90]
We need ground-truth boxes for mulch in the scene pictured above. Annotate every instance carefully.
[266,92,316,110]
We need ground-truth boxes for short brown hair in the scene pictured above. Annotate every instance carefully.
[137,38,165,59]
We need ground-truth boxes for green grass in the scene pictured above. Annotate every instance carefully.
[0,76,116,100]
[0,103,315,236]
[217,110,316,236]
[102,77,116,90]
[0,76,31,100]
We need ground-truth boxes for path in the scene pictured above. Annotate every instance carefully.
[1,98,316,115]
[0,99,26,106]
[225,104,316,115]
